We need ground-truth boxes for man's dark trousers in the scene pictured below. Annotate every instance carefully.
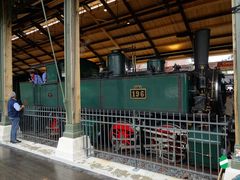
[9,117,20,142]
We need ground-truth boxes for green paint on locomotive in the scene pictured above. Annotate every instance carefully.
[81,79,101,108]
[98,73,189,112]
[20,73,189,113]
[20,82,34,106]
[188,126,225,169]
[46,63,59,83]
[20,82,64,107]
[20,58,189,113]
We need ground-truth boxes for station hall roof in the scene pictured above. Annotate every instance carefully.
[11,0,232,75]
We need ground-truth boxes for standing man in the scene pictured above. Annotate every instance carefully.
[8,91,24,143]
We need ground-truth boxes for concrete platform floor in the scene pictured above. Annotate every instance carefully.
[0,144,114,180]
[0,139,180,180]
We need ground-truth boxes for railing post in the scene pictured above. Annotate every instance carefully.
[133,110,138,170]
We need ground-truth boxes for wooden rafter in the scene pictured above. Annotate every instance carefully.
[122,0,160,57]
[176,0,194,45]
[12,57,29,74]
[13,44,42,64]
[85,43,233,60]
[82,1,180,32]
[31,20,64,50]
[56,13,105,63]
[83,5,121,50]
[99,0,119,23]
[15,30,53,59]
[11,0,232,73]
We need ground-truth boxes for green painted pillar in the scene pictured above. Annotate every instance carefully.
[63,0,81,138]
[0,0,12,126]
[232,0,240,169]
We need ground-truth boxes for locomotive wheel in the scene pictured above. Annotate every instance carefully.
[109,122,136,152]
[144,124,187,164]
[158,125,187,164]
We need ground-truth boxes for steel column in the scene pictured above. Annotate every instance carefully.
[0,0,12,125]
[232,0,240,169]
[63,0,81,138]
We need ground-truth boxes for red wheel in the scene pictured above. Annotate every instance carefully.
[109,122,135,152]
[46,116,60,138]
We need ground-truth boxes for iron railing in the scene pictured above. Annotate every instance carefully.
[19,107,228,179]
[81,108,228,180]
[20,106,66,146]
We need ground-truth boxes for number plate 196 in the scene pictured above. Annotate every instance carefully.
[130,89,146,99]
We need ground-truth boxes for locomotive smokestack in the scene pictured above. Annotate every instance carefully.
[194,29,210,71]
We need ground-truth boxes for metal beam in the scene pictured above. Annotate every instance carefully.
[57,10,106,63]
[80,39,105,63]
[12,43,42,64]
[12,0,61,31]
[13,49,64,63]
[11,0,232,70]
[122,0,160,57]
[81,1,231,35]
[176,0,193,44]
[12,58,29,74]
[84,43,232,60]
[12,5,231,55]
[82,1,180,32]
[13,55,31,68]
[83,5,121,50]
[189,10,231,23]
[13,18,232,55]
[31,21,64,50]
[110,32,232,49]
[13,33,64,54]
[55,13,64,24]
[15,30,53,59]
[99,0,119,23]
[13,31,232,64]
[12,0,177,35]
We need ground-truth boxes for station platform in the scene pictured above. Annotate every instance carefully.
[0,139,179,180]
[0,144,113,180]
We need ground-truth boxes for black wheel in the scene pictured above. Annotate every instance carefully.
[143,124,187,164]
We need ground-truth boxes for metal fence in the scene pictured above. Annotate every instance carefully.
[20,106,66,147]
[81,109,228,180]
[19,107,228,179]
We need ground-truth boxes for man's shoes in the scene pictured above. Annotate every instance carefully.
[10,140,21,143]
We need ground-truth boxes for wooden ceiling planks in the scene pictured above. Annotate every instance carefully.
[12,0,233,74]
